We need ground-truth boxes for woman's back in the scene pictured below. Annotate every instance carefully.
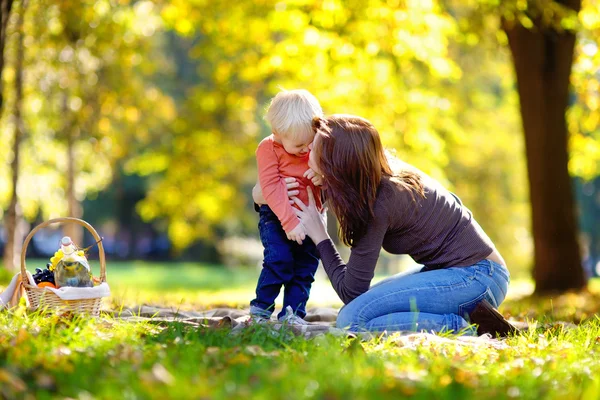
[377,175,494,269]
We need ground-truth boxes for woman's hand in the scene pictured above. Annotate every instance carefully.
[292,187,329,245]
[252,178,300,205]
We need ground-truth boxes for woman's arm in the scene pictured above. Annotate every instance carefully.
[293,187,389,304]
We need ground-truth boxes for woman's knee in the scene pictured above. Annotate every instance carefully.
[336,304,359,329]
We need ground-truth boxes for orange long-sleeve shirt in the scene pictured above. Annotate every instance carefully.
[256,135,323,233]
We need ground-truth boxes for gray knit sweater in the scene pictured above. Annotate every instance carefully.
[316,176,494,304]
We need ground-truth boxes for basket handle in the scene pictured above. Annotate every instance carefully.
[20,217,107,284]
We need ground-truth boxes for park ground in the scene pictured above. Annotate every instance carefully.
[1,261,600,399]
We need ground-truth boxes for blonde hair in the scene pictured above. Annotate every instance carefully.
[265,89,323,141]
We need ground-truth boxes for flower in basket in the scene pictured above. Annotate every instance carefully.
[54,236,93,288]
[50,248,85,272]
[49,251,62,271]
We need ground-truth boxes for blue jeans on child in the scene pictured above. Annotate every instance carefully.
[250,205,319,320]
[336,259,510,334]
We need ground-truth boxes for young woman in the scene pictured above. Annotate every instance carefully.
[256,114,517,336]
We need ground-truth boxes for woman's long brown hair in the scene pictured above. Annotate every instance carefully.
[312,115,425,247]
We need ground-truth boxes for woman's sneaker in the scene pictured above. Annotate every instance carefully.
[469,299,518,338]
[279,306,309,325]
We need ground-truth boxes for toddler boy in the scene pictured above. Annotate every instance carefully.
[250,89,324,324]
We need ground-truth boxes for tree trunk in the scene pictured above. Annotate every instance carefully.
[64,128,83,246]
[61,94,83,245]
[64,132,83,245]
[3,0,26,271]
[0,0,14,112]
[60,12,84,246]
[503,1,586,293]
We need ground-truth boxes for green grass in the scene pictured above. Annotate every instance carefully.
[17,259,260,291]
[2,303,600,399]
[105,261,259,290]
[99,260,345,310]
[103,260,262,310]
[2,262,600,399]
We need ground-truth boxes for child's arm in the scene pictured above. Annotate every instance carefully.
[256,141,301,233]
[286,223,306,245]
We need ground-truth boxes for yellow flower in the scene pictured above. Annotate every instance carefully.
[49,250,64,271]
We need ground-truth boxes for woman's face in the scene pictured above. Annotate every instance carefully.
[308,135,321,175]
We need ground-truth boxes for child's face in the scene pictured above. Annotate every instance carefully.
[278,134,313,156]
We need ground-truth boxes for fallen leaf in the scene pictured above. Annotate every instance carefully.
[152,363,174,385]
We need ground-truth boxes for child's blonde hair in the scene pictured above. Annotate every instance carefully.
[265,89,323,141]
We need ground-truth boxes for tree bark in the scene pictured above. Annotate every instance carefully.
[61,93,83,245]
[0,0,14,112]
[60,9,83,246]
[3,0,26,271]
[64,130,84,245]
[503,0,586,293]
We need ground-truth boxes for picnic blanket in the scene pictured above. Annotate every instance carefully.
[112,305,516,348]
[113,306,345,338]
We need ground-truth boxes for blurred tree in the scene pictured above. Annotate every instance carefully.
[441,18,529,276]
[139,0,529,268]
[501,0,585,293]
[4,0,596,282]
[569,1,600,179]
[449,0,596,292]
[0,0,15,112]
[56,2,84,245]
[0,0,175,269]
[569,0,600,277]
[4,0,26,271]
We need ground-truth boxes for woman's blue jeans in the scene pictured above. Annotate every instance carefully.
[336,259,510,334]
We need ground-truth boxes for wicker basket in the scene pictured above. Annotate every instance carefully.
[20,217,107,316]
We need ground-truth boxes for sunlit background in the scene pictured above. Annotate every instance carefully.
[0,0,599,307]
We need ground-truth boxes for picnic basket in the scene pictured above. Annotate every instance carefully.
[20,217,107,315]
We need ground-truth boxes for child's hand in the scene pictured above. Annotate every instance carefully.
[286,223,306,245]
[303,168,324,186]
